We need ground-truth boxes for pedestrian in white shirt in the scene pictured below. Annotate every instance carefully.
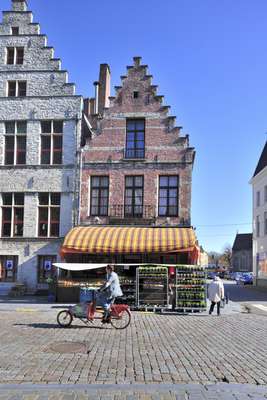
[208,275,224,316]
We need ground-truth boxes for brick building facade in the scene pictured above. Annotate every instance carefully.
[78,57,195,264]
[0,0,82,293]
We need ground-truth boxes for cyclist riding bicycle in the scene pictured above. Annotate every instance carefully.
[98,264,123,323]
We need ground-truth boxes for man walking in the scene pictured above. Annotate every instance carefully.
[208,275,224,316]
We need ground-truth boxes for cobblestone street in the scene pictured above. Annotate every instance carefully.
[0,309,266,386]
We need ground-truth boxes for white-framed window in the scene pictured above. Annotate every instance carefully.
[38,193,61,237]
[7,80,27,97]
[6,47,24,65]
[256,215,260,237]
[1,193,24,237]
[256,191,260,207]
[90,176,109,216]
[4,121,27,165]
[40,120,63,165]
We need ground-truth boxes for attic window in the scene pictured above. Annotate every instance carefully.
[11,27,19,35]
[133,91,139,99]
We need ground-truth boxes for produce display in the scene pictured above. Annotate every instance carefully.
[175,265,206,310]
[137,266,168,307]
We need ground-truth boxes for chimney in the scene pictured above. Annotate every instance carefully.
[12,0,28,11]
[98,64,111,114]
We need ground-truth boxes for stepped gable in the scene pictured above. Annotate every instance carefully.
[0,0,76,96]
[94,56,189,147]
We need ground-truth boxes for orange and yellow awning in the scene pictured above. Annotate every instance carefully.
[61,226,197,256]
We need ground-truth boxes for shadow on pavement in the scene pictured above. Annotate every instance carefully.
[13,322,109,329]
[224,282,267,302]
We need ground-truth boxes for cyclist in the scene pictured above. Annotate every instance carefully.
[98,264,123,323]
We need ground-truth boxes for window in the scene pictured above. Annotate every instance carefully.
[90,176,109,216]
[6,47,24,65]
[38,255,57,283]
[38,193,60,237]
[1,193,24,237]
[256,215,260,237]
[265,186,267,203]
[133,91,139,99]
[11,27,19,35]
[0,256,18,282]
[4,121,27,165]
[125,119,145,159]
[124,176,143,217]
[265,212,267,235]
[158,176,179,217]
[7,81,26,97]
[40,120,63,165]
[256,191,260,207]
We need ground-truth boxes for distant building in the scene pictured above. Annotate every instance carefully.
[250,141,267,287]
[232,234,252,272]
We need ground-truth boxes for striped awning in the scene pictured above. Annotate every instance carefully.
[61,226,197,256]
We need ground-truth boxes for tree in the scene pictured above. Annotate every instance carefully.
[220,244,232,269]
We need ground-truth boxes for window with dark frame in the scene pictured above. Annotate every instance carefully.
[125,119,145,159]
[1,193,24,237]
[11,27,19,35]
[40,120,63,165]
[4,121,27,165]
[124,176,144,217]
[90,176,109,216]
[0,255,18,282]
[38,255,57,283]
[158,176,179,217]
[7,80,26,97]
[38,193,60,237]
[6,47,24,65]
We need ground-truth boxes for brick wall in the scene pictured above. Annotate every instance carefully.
[81,57,195,227]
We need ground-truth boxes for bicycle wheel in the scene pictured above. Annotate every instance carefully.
[57,310,73,327]
[110,309,131,330]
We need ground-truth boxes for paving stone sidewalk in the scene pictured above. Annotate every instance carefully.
[0,383,267,399]
[0,310,266,386]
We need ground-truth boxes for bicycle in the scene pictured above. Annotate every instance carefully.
[57,290,131,330]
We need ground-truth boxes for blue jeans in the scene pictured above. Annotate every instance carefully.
[96,292,114,317]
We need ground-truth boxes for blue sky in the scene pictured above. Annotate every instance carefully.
[2,0,267,253]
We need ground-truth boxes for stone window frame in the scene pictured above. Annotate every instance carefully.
[89,176,109,217]
[1,193,24,238]
[6,46,24,65]
[124,175,144,218]
[0,255,18,282]
[158,175,179,217]
[125,119,145,159]
[37,255,57,284]
[38,193,61,238]
[40,120,63,165]
[4,120,27,166]
[7,80,27,97]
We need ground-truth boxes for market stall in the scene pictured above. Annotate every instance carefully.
[54,225,205,311]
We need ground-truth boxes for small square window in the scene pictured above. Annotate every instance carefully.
[53,121,63,133]
[11,27,19,35]
[41,121,52,134]
[17,121,27,134]
[133,91,139,99]
[2,194,12,206]
[5,121,15,134]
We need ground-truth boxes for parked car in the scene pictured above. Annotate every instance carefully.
[236,272,253,285]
